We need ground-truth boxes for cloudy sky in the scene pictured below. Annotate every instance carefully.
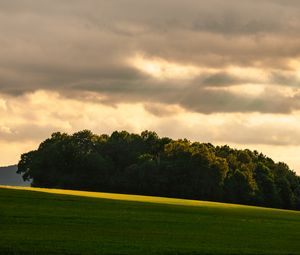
[1,0,300,173]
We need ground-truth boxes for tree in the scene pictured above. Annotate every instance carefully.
[17,130,300,210]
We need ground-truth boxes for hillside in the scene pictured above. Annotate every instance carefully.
[1,186,300,255]
[0,165,30,186]
[17,130,300,210]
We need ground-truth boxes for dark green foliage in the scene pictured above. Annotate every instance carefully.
[17,130,300,210]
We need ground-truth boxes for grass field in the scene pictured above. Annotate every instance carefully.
[1,186,300,254]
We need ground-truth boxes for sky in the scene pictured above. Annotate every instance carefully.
[1,0,300,174]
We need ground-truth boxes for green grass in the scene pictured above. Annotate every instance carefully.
[1,186,300,255]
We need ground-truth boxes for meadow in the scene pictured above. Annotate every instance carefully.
[1,186,300,255]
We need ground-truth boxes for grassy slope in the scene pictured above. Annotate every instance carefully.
[0,186,300,255]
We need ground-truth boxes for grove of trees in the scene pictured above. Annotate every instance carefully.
[17,130,300,210]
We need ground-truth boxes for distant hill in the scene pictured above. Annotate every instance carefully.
[0,165,30,186]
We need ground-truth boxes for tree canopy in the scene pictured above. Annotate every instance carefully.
[17,130,300,210]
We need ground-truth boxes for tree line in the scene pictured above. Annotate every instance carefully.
[17,130,300,210]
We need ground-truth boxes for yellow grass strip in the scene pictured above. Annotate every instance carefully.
[1,185,299,213]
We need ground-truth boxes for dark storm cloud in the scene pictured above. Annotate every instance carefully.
[1,0,300,113]
[199,73,249,87]
[60,76,299,115]
[270,73,300,87]
[179,87,295,114]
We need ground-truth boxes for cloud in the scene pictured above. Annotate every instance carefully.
[2,1,300,172]
[0,0,300,113]
[1,90,300,146]
[1,90,300,173]
[1,1,300,103]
